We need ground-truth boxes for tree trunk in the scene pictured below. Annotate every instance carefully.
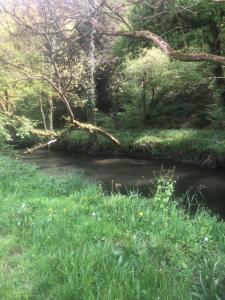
[48,95,54,131]
[208,20,225,87]
[141,72,148,126]
[39,96,47,131]
[208,20,225,106]
[112,94,119,129]
[96,65,112,113]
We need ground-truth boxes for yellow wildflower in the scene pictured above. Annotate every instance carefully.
[138,211,144,217]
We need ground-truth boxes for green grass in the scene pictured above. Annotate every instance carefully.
[0,156,225,299]
[64,129,225,163]
[131,129,225,154]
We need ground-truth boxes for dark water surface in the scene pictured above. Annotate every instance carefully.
[21,151,225,217]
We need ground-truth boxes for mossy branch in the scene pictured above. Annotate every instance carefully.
[25,120,123,154]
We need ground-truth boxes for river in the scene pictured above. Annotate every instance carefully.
[21,150,225,218]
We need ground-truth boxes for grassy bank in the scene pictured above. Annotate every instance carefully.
[0,156,225,299]
[60,129,225,167]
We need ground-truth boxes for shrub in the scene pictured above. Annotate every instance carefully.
[117,47,207,128]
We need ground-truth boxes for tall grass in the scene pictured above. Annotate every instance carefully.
[0,156,225,299]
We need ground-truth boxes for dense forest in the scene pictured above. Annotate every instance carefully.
[1,0,225,157]
[1,1,225,299]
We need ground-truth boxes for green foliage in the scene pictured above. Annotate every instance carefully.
[0,157,225,299]
[154,173,175,209]
[0,10,92,131]
[0,22,54,127]
[112,0,225,130]
[207,101,225,129]
[129,0,225,48]
[113,0,216,57]
[62,128,225,164]
[0,112,40,149]
[118,48,206,128]
[131,128,225,156]
[95,111,115,129]
[0,114,13,153]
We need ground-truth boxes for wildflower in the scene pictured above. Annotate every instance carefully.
[48,208,53,212]
[92,212,96,217]
[64,208,67,212]
[115,183,122,188]
[138,211,144,217]
[204,236,209,242]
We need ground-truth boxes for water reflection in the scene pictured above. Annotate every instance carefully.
[21,151,225,217]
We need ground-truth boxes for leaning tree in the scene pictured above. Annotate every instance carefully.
[1,0,225,152]
[0,0,123,152]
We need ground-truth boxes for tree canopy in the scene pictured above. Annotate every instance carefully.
[0,0,225,151]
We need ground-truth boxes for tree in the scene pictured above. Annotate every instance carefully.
[1,0,225,151]
[0,0,122,151]
[120,47,206,126]
[129,0,225,93]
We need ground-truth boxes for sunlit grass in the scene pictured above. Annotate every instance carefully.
[0,156,225,299]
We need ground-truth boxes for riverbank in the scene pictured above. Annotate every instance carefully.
[1,156,225,299]
[55,129,225,168]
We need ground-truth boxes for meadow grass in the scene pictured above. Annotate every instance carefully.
[0,156,225,299]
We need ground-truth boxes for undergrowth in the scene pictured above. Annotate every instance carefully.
[63,129,225,163]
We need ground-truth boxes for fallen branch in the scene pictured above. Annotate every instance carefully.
[24,139,57,154]
[31,129,58,137]
[72,120,122,148]
[1,88,122,153]
[25,119,123,154]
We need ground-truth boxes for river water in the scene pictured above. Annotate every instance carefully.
[21,151,225,218]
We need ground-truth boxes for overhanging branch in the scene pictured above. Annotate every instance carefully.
[97,29,225,66]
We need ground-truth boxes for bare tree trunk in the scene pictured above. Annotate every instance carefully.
[86,30,97,125]
[4,90,9,112]
[48,95,54,131]
[86,1,97,148]
[209,20,225,87]
[39,96,47,131]
[112,94,119,129]
[141,72,148,126]
[3,90,14,113]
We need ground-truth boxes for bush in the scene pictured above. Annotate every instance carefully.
[0,112,40,151]
[207,101,225,129]
[0,114,13,153]
[117,47,207,128]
